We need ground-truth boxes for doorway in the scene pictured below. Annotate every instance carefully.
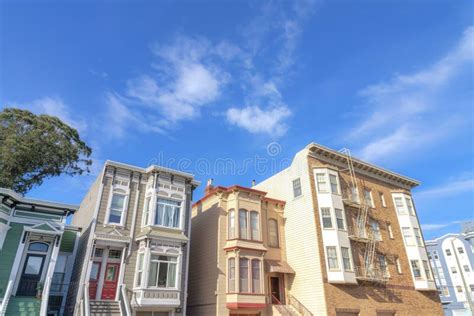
[88,247,122,300]
[270,277,281,304]
[17,254,46,296]
[101,263,120,300]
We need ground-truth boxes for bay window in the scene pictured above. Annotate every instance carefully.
[228,210,235,239]
[251,260,261,293]
[238,209,260,241]
[326,246,339,270]
[405,197,415,215]
[142,197,151,226]
[148,255,177,288]
[329,174,339,194]
[394,197,406,214]
[136,253,144,287]
[335,208,345,230]
[228,258,235,292]
[402,227,414,246]
[239,210,248,239]
[316,173,328,193]
[250,211,260,240]
[155,198,181,228]
[321,208,333,229]
[411,260,422,278]
[239,258,249,292]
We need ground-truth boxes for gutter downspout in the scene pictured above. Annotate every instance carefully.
[182,183,194,316]
[451,238,474,313]
[128,173,142,258]
[75,166,107,313]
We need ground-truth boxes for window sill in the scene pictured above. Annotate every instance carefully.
[292,194,304,201]
[103,223,125,228]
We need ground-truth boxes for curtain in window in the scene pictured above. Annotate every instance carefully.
[251,260,260,293]
[239,258,249,292]
[167,261,176,287]
[155,199,181,228]
[109,193,125,223]
[228,258,235,292]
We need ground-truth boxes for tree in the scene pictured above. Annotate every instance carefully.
[0,108,92,194]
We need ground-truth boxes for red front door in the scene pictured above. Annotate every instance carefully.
[89,262,101,299]
[101,263,120,300]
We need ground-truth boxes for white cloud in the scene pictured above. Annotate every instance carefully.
[226,105,291,136]
[6,96,87,133]
[352,26,474,162]
[415,175,474,199]
[421,220,467,232]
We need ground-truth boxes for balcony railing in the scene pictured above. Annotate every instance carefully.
[355,266,389,283]
[348,226,374,242]
[133,288,180,306]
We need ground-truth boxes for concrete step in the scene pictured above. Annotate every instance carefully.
[89,300,121,316]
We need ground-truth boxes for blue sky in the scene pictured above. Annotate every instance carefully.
[1,0,472,239]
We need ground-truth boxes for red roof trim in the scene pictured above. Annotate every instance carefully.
[226,302,267,310]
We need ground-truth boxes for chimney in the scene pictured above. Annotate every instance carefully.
[251,179,256,187]
[205,178,214,195]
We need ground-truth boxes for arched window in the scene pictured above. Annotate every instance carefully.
[251,259,261,293]
[268,219,279,247]
[28,242,49,252]
[228,258,235,292]
[250,211,259,241]
[228,209,235,239]
[239,209,248,239]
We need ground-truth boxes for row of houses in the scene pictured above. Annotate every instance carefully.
[0,142,461,315]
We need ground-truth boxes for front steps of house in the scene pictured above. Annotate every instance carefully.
[272,304,300,316]
[4,296,41,316]
[90,300,121,316]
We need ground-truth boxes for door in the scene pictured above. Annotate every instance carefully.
[89,262,101,299]
[101,263,120,300]
[17,254,46,296]
[270,277,281,304]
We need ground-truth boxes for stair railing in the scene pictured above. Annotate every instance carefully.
[0,280,13,315]
[83,283,90,316]
[119,284,132,316]
[288,294,313,316]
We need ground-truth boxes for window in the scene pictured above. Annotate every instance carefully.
[402,227,414,246]
[446,249,452,256]
[148,255,177,288]
[239,258,249,292]
[292,178,302,197]
[335,209,345,230]
[341,247,352,271]
[142,197,151,226]
[51,255,67,291]
[451,266,457,274]
[329,174,339,194]
[250,211,260,241]
[405,197,415,215]
[379,255,389,277]
[387,224,394,239]
[136,253,144,287]
[268,219,279,247]
[433,251,439,260]
[228,258,235,292]
[364,189,374,207]
[394,197,405,214]
[321,208,333,229]
[442,286,450,296]
[251,260,260,293]
[370,220,382,241]
[155,198,181,228]
[411,260,421,278]
[422,260,432,280]
[28,242,49,252]
[413,228,423,246]
[108,249,122,259]
[379,192,386,207]
[316,173,328,193]
[108,191,127,224]
[396,258,402,274]
[326,246,339,270]
[456,286,463,293]
[228,210,235,239]
[464,265,470,272]
[349,185,359,203]
[458,247,465,254]
[94,248,103,258]
[239,210,248,239]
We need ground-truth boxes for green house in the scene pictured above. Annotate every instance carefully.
[0,188,79,316]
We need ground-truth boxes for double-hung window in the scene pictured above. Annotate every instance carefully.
[326,246,339,270]
[411,260,422,278]
[228,258,235,292]
[446,249,452,256]
[321,208,333,229]
[228,210,235,239]
[405,197,415,215]
[370,220,382,241]
[108,190,127,224]
[335,209,345,230]
[422,260,432,280]
[413,228,423,246]
[135,253,144,287]
[402,227,414,246]
[148,255,177,288]
[379,192,386,207]
[155,198,181,228]
[251,260,261,293]
[239,210,248,239]
[379,255,389,277]
[364,189,374,207]
[458,247,464,254]
[292,178,302,197]
[250,211,260,240]
[394,197,405,214]
[316,173,328,193]
[268,219,279,247]
[239,258,249,292]
[396,258,402,274]
[142,197,151,226]
[341,247,352,271]
[387,224,394,239]
[329,174,339,194]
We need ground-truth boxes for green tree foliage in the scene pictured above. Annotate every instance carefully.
[0,108,92,194]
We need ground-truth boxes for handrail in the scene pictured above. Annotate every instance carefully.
[288,294,313,316]
[0,280,13,315]
[83,283,90,316]
[119,284,132,316]
[271,293,282,305]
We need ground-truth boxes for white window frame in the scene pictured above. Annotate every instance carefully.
[370,219,382,241]
[379,254,389,277]
[364,188,374,208]
[341,247,352,271]
[387,223,394,239]
[413,228,423,247]
[0,222,10,251]
[326,246,339,271]
[228,209,236,239]
[422,260,432,280]
[105,179,130,226]
[141,196,152,227]
[228,257,236,292]
[405,197,415,216]
[411,260,422,279]
[329,174,339,195]
[147,253,179,289]
[335,208,345,230]
[402,227,415,246]
[154,197,183,230]
[394,197,406,215]
[316,173,328,193]
[292,178,302,198]
[396,257,402,274]
[250,211,260,241]
[134,252,145,288]
[379,192,387,207]
[321,207,333,229]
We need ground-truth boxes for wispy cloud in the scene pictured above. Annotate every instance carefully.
[5,96,87,133]
[352,26,474,162]
[415,174,474,199]
[422,220,469,232]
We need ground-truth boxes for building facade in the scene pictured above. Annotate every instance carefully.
[426,222,474,316]
[66,161,199,316]
[253,143,443,316]
[188,184,296,316]
[0,188,79,316]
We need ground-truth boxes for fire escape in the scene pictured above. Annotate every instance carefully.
[339,148,388,284]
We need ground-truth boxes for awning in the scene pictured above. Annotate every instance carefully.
[265,259,295,274]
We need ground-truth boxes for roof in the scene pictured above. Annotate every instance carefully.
[0,188,79,213]
[306,143,420,188]
[105,160,201,186]
[265,259,295,274]
[193,185,286,207]
[135,226,189,242]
